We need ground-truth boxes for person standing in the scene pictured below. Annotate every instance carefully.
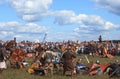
[98,35,102,43]
[0,45,7,73]
[62,46,76,77]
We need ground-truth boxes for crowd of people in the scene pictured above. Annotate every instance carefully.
[0,37,120,78]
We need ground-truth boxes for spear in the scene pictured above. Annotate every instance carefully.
[85,55,90,63]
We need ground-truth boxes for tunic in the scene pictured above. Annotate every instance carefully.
[62,50,76,71]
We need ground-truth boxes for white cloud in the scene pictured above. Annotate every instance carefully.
[53,10,119,41]
[54,10,76,25]
[54,10,120,31]
[0,31,15,40]
[0,21,48,41]
[1,31,14,36]
[4,0,120,41]
[18,23,47,33]
[93,0,120,16]
[8,0,52,21]
[7,0,120,31]
[0,21,20,31]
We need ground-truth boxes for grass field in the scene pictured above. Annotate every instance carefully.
[0,55,120,79]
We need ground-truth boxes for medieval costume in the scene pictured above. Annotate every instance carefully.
[62,47,76,76]
[42,49,56,77]
[76,59,89,75]
[89,60,102,75]
[28,60,44,75]
[0,46,7,72]
[104,60,120,77]
[98,35,102,43]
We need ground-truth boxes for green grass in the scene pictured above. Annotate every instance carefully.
[0,55,120,79]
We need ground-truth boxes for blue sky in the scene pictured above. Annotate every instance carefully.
[0,0,120,42]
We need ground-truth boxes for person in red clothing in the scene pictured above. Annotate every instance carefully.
[89,60,102,75]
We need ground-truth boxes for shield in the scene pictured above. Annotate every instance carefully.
[11,48,25,62]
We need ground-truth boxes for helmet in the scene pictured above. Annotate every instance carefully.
[115,60,119,63]
[96,60,100,64]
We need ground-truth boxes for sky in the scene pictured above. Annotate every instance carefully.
[0,0,120,42]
